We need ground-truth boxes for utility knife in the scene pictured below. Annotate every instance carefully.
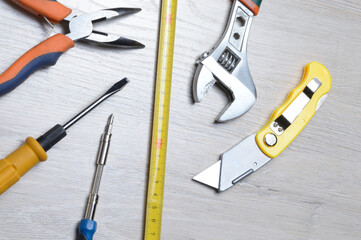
[193,62,332,191]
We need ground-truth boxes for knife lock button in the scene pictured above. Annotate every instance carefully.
[264,133,277,147]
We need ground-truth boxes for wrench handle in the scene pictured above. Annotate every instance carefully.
[239,0,262,15]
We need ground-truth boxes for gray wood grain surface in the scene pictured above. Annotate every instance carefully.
[0,0,360,239]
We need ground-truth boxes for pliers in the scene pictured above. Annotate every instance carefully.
[0,0,144,96]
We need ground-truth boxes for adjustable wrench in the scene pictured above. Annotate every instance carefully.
[193,0,262,122]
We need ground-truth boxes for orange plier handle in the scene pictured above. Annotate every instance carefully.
[11,0,72,23]
[0,1,75,96]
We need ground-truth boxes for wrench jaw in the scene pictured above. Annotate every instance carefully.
[193,55,256,122]
[193,51,257,122]
[193,63,216,103]
[216,90,256,122]
[192,0,257,122]
[214,56,257,122]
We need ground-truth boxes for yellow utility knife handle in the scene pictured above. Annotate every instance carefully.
[256,62,332,158]
[0,137,47,194]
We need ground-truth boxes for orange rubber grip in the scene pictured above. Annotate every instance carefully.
[0,34,74,96]
[11,0,72,24]
[0,137,47,195]
[239,0,262,16]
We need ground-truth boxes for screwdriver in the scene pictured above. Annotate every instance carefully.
[0,78,129,195]
[77,114,114,240]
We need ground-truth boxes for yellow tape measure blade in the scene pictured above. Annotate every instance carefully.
[144,0,178,240]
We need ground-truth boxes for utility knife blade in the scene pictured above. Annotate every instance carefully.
[193,62,332,192]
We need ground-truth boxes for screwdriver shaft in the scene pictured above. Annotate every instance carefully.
[63,78,128,130]
[84,114,114,220]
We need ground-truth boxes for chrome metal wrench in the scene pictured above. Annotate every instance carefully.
[193,0,262,122]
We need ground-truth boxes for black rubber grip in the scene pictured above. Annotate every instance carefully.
[36,124,67,152]
[76,233,88,240]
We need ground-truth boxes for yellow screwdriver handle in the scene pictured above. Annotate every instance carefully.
[256,62,332,158]
[0,137,47,194]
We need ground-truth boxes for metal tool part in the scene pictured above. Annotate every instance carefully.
[193,0,259,122]
[85,114,113,220]
[193,135,271,191]
[270,78,322,135]
[77,114,114,240]
[193,62,332,192]
[63,78,128,130]
[66,8,145,48]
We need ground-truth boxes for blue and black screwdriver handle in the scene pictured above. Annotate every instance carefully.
[77,114,114,240]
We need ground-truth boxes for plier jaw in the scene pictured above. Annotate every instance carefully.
[67,8,145,48]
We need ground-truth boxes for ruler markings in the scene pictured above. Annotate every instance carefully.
[143,1,177,238]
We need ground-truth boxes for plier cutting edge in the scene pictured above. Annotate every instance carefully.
[0,0,145,96]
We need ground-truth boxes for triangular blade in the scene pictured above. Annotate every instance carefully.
[193,135,273,192]
[193,160,221,190]
[219,135,271,191]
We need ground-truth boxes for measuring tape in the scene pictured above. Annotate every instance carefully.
[144,0,178,240]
